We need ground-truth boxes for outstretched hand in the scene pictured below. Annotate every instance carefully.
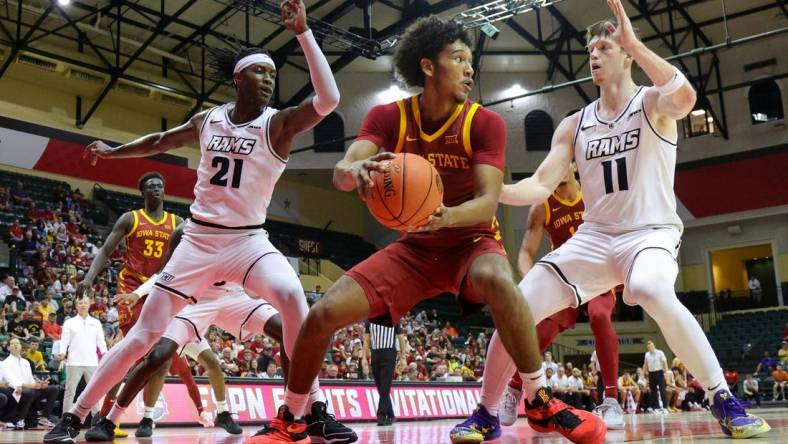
[281,0,308,34]
[83,140,113,166]
[605,0,640,51]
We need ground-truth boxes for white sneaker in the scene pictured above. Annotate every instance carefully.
[198,411,214,428]
[594,397,625,430]
[14,420,25,430]
[499,385,522,426]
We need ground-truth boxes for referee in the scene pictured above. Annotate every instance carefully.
[643,340,669,412]
[363,320,407,426]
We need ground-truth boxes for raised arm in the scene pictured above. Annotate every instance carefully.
[605,0,696,121]
[517,203,547,278]
[77,212,134,296]
[499,114,577,206]
[269,0,340,152]
[84,111,206,165]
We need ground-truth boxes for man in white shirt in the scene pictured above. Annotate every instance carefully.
[643,340,669,413]
[545,367,560,390]
[1,338,60,428]
[541,351,559,374]
[57,294,108,415]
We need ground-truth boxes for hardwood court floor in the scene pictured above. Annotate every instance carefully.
[3,407,787,443]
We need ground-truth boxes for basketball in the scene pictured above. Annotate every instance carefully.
[365,153,443,231]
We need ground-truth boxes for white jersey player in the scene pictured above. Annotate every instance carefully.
[466,0,769,440]
[44,2,354,444]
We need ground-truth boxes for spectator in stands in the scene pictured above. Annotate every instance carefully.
[742,374,761,407]
[569,367,594,410]
[772,364,787,401]
[430,364,449,382]
[724,368,740,396]
[24,339,48,372]
[22,310,44,342]
[11,181,33,206]
[42,313,61,341]
[55,298,74,325]
[0,185,10,211]
[779,341,788,366]
[2,283,24,314]
[7,312,26,339]
[236,349,255,376]
[747,275,762,304]
[618,371,640,412]
[8,220,24,248]
[36,266,57,289]
[0,276,14,303]
[219,348,240,377]
[442,321,458,339]
[541,350,559,374]
[0,317,9,345]
[545,366,559,390]
[325,364,340,379]
[19,231,39,258]
[38,297,56,320]
[635,367,651,411]
[255,361,277,379]
[755,350,778,375]
[1,338,60,429]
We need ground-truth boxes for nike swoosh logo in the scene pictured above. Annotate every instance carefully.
[581,125,594,130]
[286,424,305,434]
[552,208,562,212]
[210,120,222,124]
[472,236,483,243]
[406,136,418,141]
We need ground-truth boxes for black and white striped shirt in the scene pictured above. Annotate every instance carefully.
[366,321,398,350]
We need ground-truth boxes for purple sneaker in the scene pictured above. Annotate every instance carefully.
[710,390,770,438]
[449,404,501,444]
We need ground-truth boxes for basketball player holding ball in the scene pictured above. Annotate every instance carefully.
[254,16,605,444]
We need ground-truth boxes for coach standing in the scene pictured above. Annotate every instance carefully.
[364,320,407,426]
[57,294,107,415]
[643,340,669,412]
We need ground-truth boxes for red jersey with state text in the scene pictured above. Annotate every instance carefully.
[356,96,506,242]
[120,209,177,291]
[543,192,585,250]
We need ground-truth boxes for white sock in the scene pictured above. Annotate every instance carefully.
[477,332,517,414]
[284,389,309,418]
[143,406,155,419]
[520,369,547,403]
[307,379,325,406]
[107,403,126,425]
[215,400,228,414]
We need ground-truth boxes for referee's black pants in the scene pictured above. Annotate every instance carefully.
[648,370,668,410]
[371,348,397,419]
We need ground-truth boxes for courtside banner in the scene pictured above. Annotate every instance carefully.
[118,379,525,425]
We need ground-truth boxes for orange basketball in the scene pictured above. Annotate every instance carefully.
[365,153,443,231]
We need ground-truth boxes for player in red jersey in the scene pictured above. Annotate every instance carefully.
[498,167,624,429]
[75,172,216,437]
[250,17,605,444]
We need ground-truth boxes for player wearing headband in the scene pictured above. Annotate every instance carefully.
[44,1,351,443]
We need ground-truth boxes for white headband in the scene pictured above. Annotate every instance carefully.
[233,53,276,75]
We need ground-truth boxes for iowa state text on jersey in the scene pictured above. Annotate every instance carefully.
[206,135,257,155]
[585,128,640,160]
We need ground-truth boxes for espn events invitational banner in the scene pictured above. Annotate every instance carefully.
[118,380,526,425]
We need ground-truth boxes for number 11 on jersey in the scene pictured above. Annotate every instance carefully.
[602,157,629,194]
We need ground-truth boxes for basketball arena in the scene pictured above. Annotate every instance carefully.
[0,0,787,443]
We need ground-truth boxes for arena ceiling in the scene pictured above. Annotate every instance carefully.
[0,0,785,129]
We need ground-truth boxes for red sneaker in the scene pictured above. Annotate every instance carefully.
[525,387,606,444]
[246,405,310,444]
